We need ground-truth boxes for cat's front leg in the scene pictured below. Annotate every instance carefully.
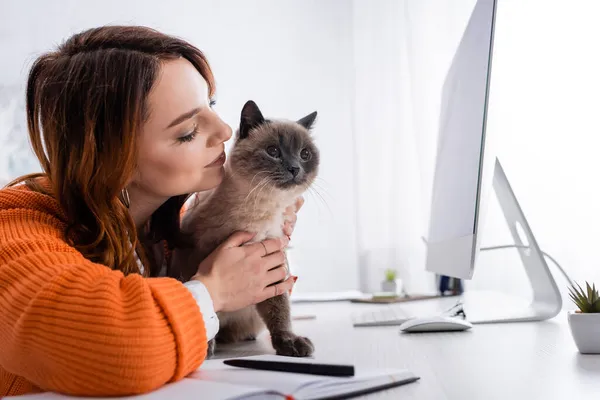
[255,291,314,357]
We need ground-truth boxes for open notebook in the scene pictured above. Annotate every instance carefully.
[13,355,419,400]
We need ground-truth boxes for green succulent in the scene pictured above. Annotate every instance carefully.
[568,281,600,313]
[384,269,397,282]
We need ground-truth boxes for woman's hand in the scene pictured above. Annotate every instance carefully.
[282,196,304,238]
[193,231,295,313]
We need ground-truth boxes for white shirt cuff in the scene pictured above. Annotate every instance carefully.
[183,280,220,341]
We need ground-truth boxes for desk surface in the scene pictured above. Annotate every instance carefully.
[214,294,600,400]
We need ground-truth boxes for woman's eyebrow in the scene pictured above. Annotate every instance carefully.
[166,107,202,129]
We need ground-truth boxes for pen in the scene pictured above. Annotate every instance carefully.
[223,359,355,377]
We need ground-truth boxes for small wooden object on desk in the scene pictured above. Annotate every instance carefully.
[351,292,460,304]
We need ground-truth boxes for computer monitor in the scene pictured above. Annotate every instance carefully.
[423,0,563,323]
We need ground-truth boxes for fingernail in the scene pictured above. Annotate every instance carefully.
[293,276,298,283]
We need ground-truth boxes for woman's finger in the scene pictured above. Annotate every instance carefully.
[283,221,293,237]
[222,231,257,249]
[245,237,288,257]
[265,264,288,285]
[288,212,297,225]
[261,251,286,272]
[295,196,305,212]
[258,276,295,302]
[282,206,295,222]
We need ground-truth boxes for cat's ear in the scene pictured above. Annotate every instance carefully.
[239,100,265,140]
[297,111,318,131]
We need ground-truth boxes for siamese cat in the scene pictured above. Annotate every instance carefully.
[172,100,319,357]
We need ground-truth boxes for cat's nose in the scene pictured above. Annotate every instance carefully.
[288,166,300,178]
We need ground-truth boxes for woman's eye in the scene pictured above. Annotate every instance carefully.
[177,125,198,144]
[267,146,280,158]
[300,148,311,161]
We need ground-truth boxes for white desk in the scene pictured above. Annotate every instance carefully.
[214,295,600,399]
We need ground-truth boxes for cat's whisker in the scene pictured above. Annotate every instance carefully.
[249,170,271,186]
[315,176,333,187]
[311,181,333,201]
[245,173,273,201]
[244,177,272,214]
[256,181,275,215]
[313,179,334,198]
[255,173,287,214]
[266,182,278,211]
[244,175,271,205]
[305,189,325,218]
[251,177,274,215]
[307,186,333,219]
[310,186,330,209]
[233,176,267,216]
[249,170,272,187]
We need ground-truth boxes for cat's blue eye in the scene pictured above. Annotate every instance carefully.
[267,146,280,158]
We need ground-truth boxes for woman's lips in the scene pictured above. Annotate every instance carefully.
[206,152,226,167]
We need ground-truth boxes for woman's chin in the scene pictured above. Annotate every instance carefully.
[194,167,225,192]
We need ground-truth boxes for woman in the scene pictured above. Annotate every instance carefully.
[0,25,299,397]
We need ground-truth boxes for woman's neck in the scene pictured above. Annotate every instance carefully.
[126,184,169,230]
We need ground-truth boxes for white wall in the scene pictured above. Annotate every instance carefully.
[0,0,359,293]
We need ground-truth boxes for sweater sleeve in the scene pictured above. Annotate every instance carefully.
[0,206,208,396]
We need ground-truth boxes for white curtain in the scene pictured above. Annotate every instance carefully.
[351,0,479,294]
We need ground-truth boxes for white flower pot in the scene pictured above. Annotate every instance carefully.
[568,311,600,354]
[381,279,403,295]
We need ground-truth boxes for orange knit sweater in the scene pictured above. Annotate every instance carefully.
[0,185,208,396]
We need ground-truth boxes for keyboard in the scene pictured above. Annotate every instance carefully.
[351,301,466,327]
[352,307,414,327]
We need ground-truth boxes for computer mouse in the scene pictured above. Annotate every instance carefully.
[398,316,473,333]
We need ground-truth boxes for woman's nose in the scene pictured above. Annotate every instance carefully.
[209,115,233,146]
[221,122,233,142]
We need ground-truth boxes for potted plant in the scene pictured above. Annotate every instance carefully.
[568,281,600,354]
[381,269,403,295]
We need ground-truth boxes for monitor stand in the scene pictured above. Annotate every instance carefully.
[463,158,563,324]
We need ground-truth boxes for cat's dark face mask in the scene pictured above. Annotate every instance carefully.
[229,100,320,192]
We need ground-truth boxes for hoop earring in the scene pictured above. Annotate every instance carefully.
[121,188,130,209]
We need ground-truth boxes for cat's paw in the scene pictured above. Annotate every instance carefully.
[271,332,314,357]
[207,339,217,359]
